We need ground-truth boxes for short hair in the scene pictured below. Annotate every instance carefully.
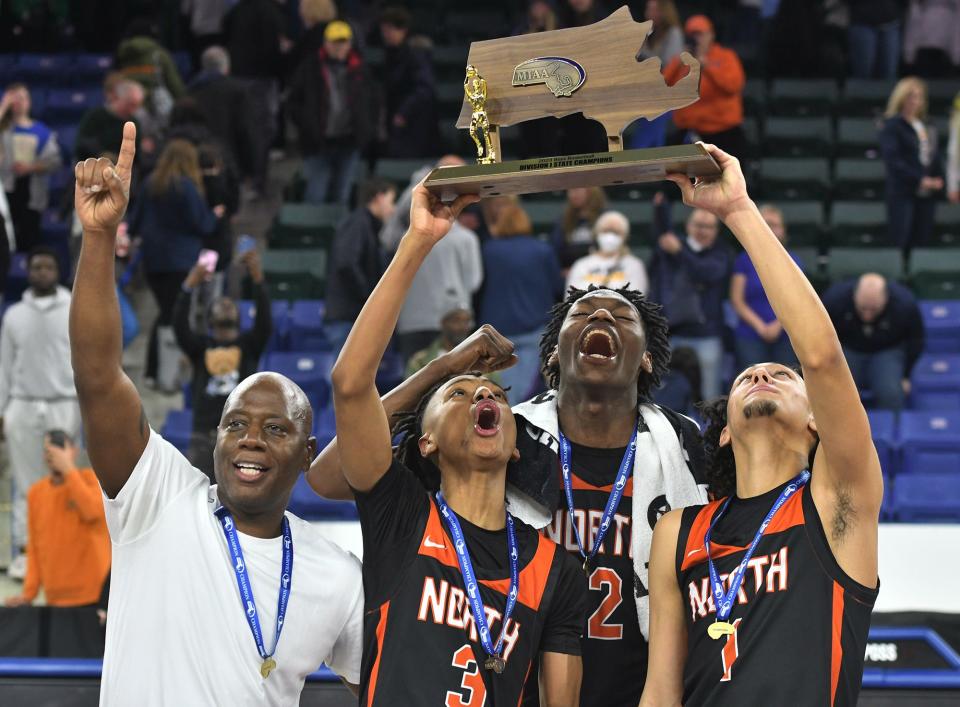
[358,177,395,206]
[594,210,630,237]
[380,6,411,29]
[113,79,143,102]
[539,285,671,399]
[28,245,60,269]
[200,46,230,75]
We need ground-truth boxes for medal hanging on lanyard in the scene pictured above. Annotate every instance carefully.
[215,507,293,678]
[704,470,809,640]
[558,428,637,575]
[435,492,519,674]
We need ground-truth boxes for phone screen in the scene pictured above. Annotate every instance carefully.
[236,235,256,257]
[198,249,219,273]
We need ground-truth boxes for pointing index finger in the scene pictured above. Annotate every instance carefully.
[115,121,137,179]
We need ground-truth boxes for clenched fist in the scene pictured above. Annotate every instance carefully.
[74,121,136,237]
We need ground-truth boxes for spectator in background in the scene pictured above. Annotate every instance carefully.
[663,15,746,158]
[903,0,960,77]
[551,186,607,269]
[479,200,563,398]
[949,91,960,203]
[115,17,186,124]
[0,83,62,253]
[75,75,144,162]
[181,0,231,65]
[294,0,339,62]
[729,204,799,369]
[380,157,483,362]
[380,6,438,158]
[649,205,731,399]
[513,0,558,34]
[880,76,944,253]
[188,46,256,184]
[639,0,684,64]
[289,20,373,205]
[0,247,79,580]
[174,251,271,480]
[224,0,290,196]
[3,430,110,608]
[558,0,608,27]
[652,346,701,418]
[325,178,396,352]
[128,139,222,388]
[823,273,925,411]
[566,209,649,292]
[404,307,480,378]
[847,0,903,79]
[514,1,562,157]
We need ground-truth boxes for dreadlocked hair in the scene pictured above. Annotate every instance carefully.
[391,379,446,492]
[698,396,737,500]
[539,285,672,399]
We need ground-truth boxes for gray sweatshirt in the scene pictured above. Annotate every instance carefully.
[0,287,76,411]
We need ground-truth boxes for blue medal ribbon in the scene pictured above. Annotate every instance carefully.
[558,428,637,573]
[215,507,293,677]
[705,470,810,626]
[435,491,519,673]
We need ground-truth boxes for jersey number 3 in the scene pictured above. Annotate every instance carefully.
[445,643,488,707]
[587,567,624,640]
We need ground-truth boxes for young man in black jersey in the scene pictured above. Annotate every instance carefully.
[331,182,587,706]
[641,145,881,707]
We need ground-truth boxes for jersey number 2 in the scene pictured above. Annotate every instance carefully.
[587,567,624,640]
[445,643,488,707]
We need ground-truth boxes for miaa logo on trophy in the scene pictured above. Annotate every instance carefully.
[511,57,586,97]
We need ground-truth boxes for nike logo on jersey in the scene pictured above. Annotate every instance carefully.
[424,536,446,549]
[687,547,704,557]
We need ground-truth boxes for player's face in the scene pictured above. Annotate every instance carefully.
[214,379,315,520]
[556,291,652,392]
[420,375,518,469]
[726,363,813,436]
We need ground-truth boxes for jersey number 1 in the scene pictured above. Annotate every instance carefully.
[445,643,488,707]
[587,567,624,640]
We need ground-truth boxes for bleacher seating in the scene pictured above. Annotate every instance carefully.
[893,473,960,522]
[289,300,328,351]
[261,352,335,411]
[867,409,898,477]
[767,79,839,117]
[237,299,289,352]
[161,409,193,455]
[910,249,960,300]
[911,354,960,410]
[899,411,960,475]
[829,201,888,248]
[921,301,960,353]
[262,249,327,300]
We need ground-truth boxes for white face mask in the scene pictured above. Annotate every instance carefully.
[596,231,624,254]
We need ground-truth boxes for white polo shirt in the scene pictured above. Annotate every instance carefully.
[99,430,363,706]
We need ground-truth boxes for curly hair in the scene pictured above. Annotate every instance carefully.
[539,285,672,400]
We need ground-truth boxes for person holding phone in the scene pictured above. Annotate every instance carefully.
[4,429,111,608]
[174,248,272,480]
[127,138,221,388]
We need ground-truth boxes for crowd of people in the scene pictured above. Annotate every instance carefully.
[0,2,954,697]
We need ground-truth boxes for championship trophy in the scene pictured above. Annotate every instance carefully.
[424,5,721,200]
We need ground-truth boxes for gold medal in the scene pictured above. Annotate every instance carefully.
[260,657,277,678]
[484,656,506,674]
[582,557,592,576]
[707,621,736,640]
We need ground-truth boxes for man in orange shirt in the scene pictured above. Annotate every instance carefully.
[663,14,747,158]
[4,430,110,607]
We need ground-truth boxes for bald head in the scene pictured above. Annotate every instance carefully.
[437,154,466,168]
[854,273,888,323]
[224,372,313,434]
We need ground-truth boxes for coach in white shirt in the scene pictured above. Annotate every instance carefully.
[71,123,363,706]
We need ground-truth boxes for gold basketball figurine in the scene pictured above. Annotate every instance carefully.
[465,65,496,165]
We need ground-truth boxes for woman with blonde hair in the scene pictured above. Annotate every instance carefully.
[566,209,649,292]
[879,76,944,252]
[480,200,563,398]
[639,0,684,64]
[129,138,221,387]
[551,186,607,268]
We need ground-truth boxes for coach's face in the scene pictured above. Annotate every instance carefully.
[214,375,316,523]
[555,291,652,391]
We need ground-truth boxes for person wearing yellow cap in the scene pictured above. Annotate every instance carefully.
[288,18,373,205]
[662,14,747,159]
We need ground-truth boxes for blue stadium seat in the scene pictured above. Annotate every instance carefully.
[5,253,28,302]
[286,476,357,520]
[52,125,78,162]
[72,53,113,83]
[238,299,289,352]
[289,300,328,351]
[314,404,337,444]
[893,473,960,522]
[15,54,73,85]
[161,409,193,454]
[910,354,960,410]
[920,300,960,353]
[377,350,404,394]
[880,474,893,520]
[261,351,335,410]
[45,88,102,121]
[899,411,960,474]
[867,409,897,476]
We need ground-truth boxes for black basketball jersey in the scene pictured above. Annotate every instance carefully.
[355,460,586,707]
[539,442,649,707]
[676,479,878,707]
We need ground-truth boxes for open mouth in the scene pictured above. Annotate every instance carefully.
[578,327,618,360]
[232,460,270,481]
[473,399,501,437]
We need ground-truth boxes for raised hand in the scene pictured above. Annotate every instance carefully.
[75,121,136,236]
[666,142,752,222]
[408,180,480,248]
[439,324,518,377]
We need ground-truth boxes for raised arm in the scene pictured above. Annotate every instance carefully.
[70,122,148,498]
[330,184,478,492]
[668,145,882,585]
